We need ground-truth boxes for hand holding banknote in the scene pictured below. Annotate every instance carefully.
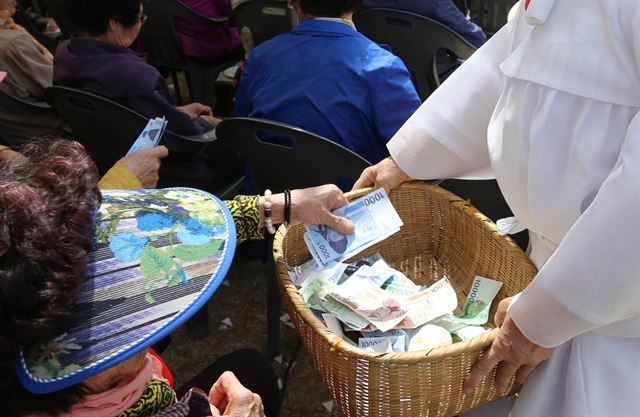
[114,146,168,188]
[304,188,403,268]
[290,186,355,234]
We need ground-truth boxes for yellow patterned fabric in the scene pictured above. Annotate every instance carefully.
[118,379,176,417]
[98,166,143,190]
[226,195,263,244]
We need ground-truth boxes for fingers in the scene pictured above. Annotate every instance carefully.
[494,298,510,327]
[352,167,377,190]
[327,213,355,235]
[463,347,500,394]
[151,145,169,159]
[495,360,519,394]
[515,364,535,385]
[209,371,240,409]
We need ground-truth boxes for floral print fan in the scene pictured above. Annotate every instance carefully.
[17,188,236,394]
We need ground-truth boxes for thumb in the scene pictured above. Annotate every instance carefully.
[326,213,355,235]
[352,167,376,191]
[152,145,169,159]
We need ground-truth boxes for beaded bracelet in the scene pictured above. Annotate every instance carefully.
[263,189,276,234]
[284,189,292,227]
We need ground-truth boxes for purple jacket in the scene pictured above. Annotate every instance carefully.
[174,0,241,60]
[53,39,209,135]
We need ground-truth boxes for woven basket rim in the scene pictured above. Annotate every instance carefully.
[273,181,538,363]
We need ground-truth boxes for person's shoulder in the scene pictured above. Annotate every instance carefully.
[1,29,39,55]
[354,36,403,72]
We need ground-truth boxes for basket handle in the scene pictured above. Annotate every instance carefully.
[344,187,374,202]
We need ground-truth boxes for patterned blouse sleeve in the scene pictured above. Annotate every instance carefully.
[224,195,264,244]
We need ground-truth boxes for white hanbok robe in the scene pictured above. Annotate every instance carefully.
[387,1,640,416]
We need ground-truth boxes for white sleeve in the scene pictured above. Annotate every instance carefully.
[509,111,640,347]
[388,20,514,180]
[509,4,640,348]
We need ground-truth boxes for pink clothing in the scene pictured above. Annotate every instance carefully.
[174,0,242,60]
[56,353,169,417]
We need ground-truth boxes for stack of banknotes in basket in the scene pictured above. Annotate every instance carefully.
[298,189,503,353]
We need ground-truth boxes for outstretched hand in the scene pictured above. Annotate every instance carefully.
[352,157,412,192]
[114,146,169,188]
[291,184,355,235]
[208,371,265,417]
[463,297,555,395]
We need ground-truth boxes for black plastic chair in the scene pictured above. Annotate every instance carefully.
[217,117,371,357]
[140,0,239,108]
[44,85,226,188]
[0,86,52,115]
[354,8,477,100]
[0,87,60,146]
[231,0,293,51]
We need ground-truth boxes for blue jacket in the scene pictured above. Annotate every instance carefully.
[362,0,486,48]
[234,19,421,164]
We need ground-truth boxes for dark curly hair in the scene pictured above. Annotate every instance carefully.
[65,0,143,36]
[0,140,101,416]
[298,0,363,17]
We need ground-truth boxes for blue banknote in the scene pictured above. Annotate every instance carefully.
[304,189,403,269]
[127,117,167,155]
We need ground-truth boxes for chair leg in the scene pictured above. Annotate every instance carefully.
[170,72,184,105]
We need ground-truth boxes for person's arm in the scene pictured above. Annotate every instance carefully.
[232,55,255,117]
[130,66,208,136]
[0,145,23,164]
[354,20,516,190]
[433,0,487,47]
[386,18,515,181]
[508,110,640,346]
[4,33,53,99]
[225,185,355,245]
[98,146,169,189]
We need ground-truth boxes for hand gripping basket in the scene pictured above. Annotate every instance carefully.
[273,182,538,417]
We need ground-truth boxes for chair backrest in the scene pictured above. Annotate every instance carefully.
[0,87,52,115]
[216,117,370,193]
[354,8,477,100]
[231,0,292,50]
[45,86,212,175]
[141,0,228,71]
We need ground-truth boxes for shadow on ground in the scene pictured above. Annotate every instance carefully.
[162,244,344,417]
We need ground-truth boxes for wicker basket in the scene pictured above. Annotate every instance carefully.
[273,182,538,417]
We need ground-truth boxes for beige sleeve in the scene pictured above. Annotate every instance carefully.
[4,33,53,99]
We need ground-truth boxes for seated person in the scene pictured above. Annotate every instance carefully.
[55,0,246,191]
[233,0,421,166]
[0,0,65,144]
[174,0,243,62]
[54,0,219,137]
[361,0,487,79]
[0,139,353,417]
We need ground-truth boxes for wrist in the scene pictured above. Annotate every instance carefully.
[259,193,285,227]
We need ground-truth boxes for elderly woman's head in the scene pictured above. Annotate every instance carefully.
[293,0,362,19]
[0,140,100,416]
[65,0,145,47]
[0,0,17,17]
